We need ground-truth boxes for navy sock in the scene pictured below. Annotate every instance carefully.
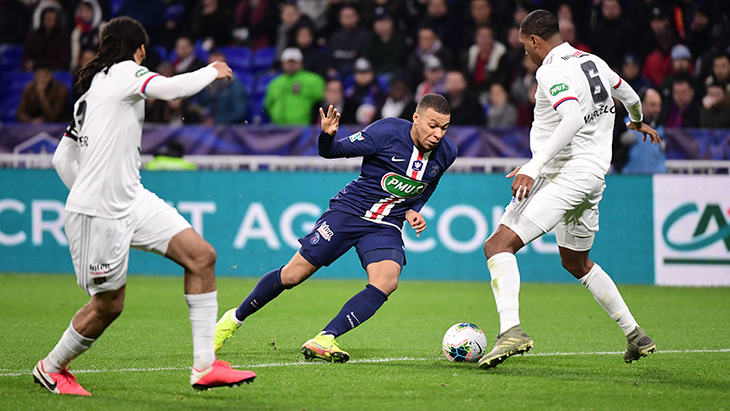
[235,267,286,322]
[323,284,388,338]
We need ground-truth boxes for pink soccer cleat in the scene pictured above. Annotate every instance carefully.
[33,360,91,396]
[190,359,256,390]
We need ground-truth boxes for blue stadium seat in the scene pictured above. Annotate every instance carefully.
[252,47,276,71]
[53,71,73,91]
[0,45,24,73]
[236,72,255,96]
[218,46,252,72]
[254,72,277,96]
[247,95,269,124]
[152,45,168,62]
[109,0,123,16]
[2,72,33,94]
[2,91,22,123]
[194,39,210,63]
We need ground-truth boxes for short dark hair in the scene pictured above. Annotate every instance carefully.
[520,9,560,39]
[417,93,451,116]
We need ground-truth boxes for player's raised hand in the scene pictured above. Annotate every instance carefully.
[405,209,426,238]
[208,61,233,81]
[506,166,534,201]
[627,121,661,145]
[320,105,340,136]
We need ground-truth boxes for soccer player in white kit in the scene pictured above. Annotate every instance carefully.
[33,17,256,395]
[479,10,661,369]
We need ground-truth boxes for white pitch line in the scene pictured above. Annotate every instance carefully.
[2,349,729,378]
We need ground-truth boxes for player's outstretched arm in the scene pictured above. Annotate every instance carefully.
[627,121,661,145]
[144,62,231,101]
[320,104,340,136]
[405,209,426,238]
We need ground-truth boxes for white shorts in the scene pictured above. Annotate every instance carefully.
[65,188,191,296]
[500,172,605,252]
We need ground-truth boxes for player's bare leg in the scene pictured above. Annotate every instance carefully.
[560,247,656,363]
[34,287,126,395]
[479,225,533,369]
[166,228,256,388]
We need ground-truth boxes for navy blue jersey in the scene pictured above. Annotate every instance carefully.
[318,117,458,228]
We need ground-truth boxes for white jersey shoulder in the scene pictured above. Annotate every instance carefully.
[65,60,161,218]
[531,42,621,176]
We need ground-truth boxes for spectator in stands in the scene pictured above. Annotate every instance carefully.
[70,0,104,72]
[364,6,407,81]
[145,62,203,125]
[16,61,70,123]
[516,81,537,126]
[704,53,730,92]
[72,48,96,101]
[22,5,71,71]
[444,70,484,126]
[342,58,386,125]
[173,35,205,74]
[510,53,538,105]
[295,25,328,77]
[697,24,730,82]
[420,0,460,53]
[265,47,325,125]
[0,0,31,45]
[559,19,590,53]
[313,78,348,124]
[685,5,712,64]
[659,44,699,100]
[460,0,497,52]
[157,0,186,50]
[464,25,507,98]
[406,26,452,89]
[233,0,279,50]
[620,88,666,174]
[276,2,313,58]
[700,83,730,128]
[486,82,517,128]
[327,5,369,79]
[589,0,639,69]
[620,54,652,95]
[376,76,417,120]
[638,6,671,60]
[642,27,676,87]
[659,74,700,128]
[195,51,248,125]
[503,25,524,85]
[191,0,233,49]
[414,55,446,101]
[146,141,197,171]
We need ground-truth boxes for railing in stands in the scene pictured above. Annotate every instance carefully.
[1,153,729,174]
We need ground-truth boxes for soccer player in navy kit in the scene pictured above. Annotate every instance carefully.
[215,94,457,362]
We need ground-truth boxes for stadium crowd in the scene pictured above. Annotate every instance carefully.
[2,0,730,132]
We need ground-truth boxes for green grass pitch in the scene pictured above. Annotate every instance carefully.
[1,273,729,410]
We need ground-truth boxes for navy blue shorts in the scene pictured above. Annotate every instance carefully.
[298,209,406,269]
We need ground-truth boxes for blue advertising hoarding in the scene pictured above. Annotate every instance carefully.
[0,170,654,284]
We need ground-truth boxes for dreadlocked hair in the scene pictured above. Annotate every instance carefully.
[75,16,149,95]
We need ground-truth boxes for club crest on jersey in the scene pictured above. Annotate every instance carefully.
[412,160,423,171]
[316,221,334,241]
[135,68,150,77]
[380,172,428,198]
[310,232,320,244]
[428,164,440,177]
[550,83,569,96]
[348,132,364,142]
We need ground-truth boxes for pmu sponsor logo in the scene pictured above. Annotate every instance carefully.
[560,50,587,60]
[89,263,111,275]
[583,104,616,123]
[316,221,334,241]
[549,83,569,96]
[662,202,730,265]
[380,172,428,198]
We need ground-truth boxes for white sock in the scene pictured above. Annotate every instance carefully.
[579,263,638,336]
[43,323,95,373]
[487,252,521,334]
[231,309,243,325]
[185,291,218,370]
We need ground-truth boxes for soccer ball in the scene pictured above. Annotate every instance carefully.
[442,323,487,362]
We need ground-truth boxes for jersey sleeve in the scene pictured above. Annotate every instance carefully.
[118,64,162,101]
[536,65,580,111]
[318,125,384,158]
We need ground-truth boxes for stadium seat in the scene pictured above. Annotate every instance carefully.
[152,45,168,62]
[2,72,34,94]
[218,46,252,72]
[252,47,276,71]
[254,72,277,96]
[109,0,123,16]
[2,93,21,123]
[247,96,269,124]
[194,39,210,63]
[53,71,73,91]
[236,72,255,96]
[0,45,24,74]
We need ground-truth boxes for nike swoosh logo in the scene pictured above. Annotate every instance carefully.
[391,156,406,162]
[36,365,57,391]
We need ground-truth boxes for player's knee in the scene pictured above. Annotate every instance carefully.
[561,258,589,278]
[97,299,124,322]
[191,243,217,272]
[483,238,501,259]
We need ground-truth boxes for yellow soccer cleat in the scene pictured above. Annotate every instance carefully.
[478,325,534,369]
[214,308,241,353]
[301,333,350,363]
